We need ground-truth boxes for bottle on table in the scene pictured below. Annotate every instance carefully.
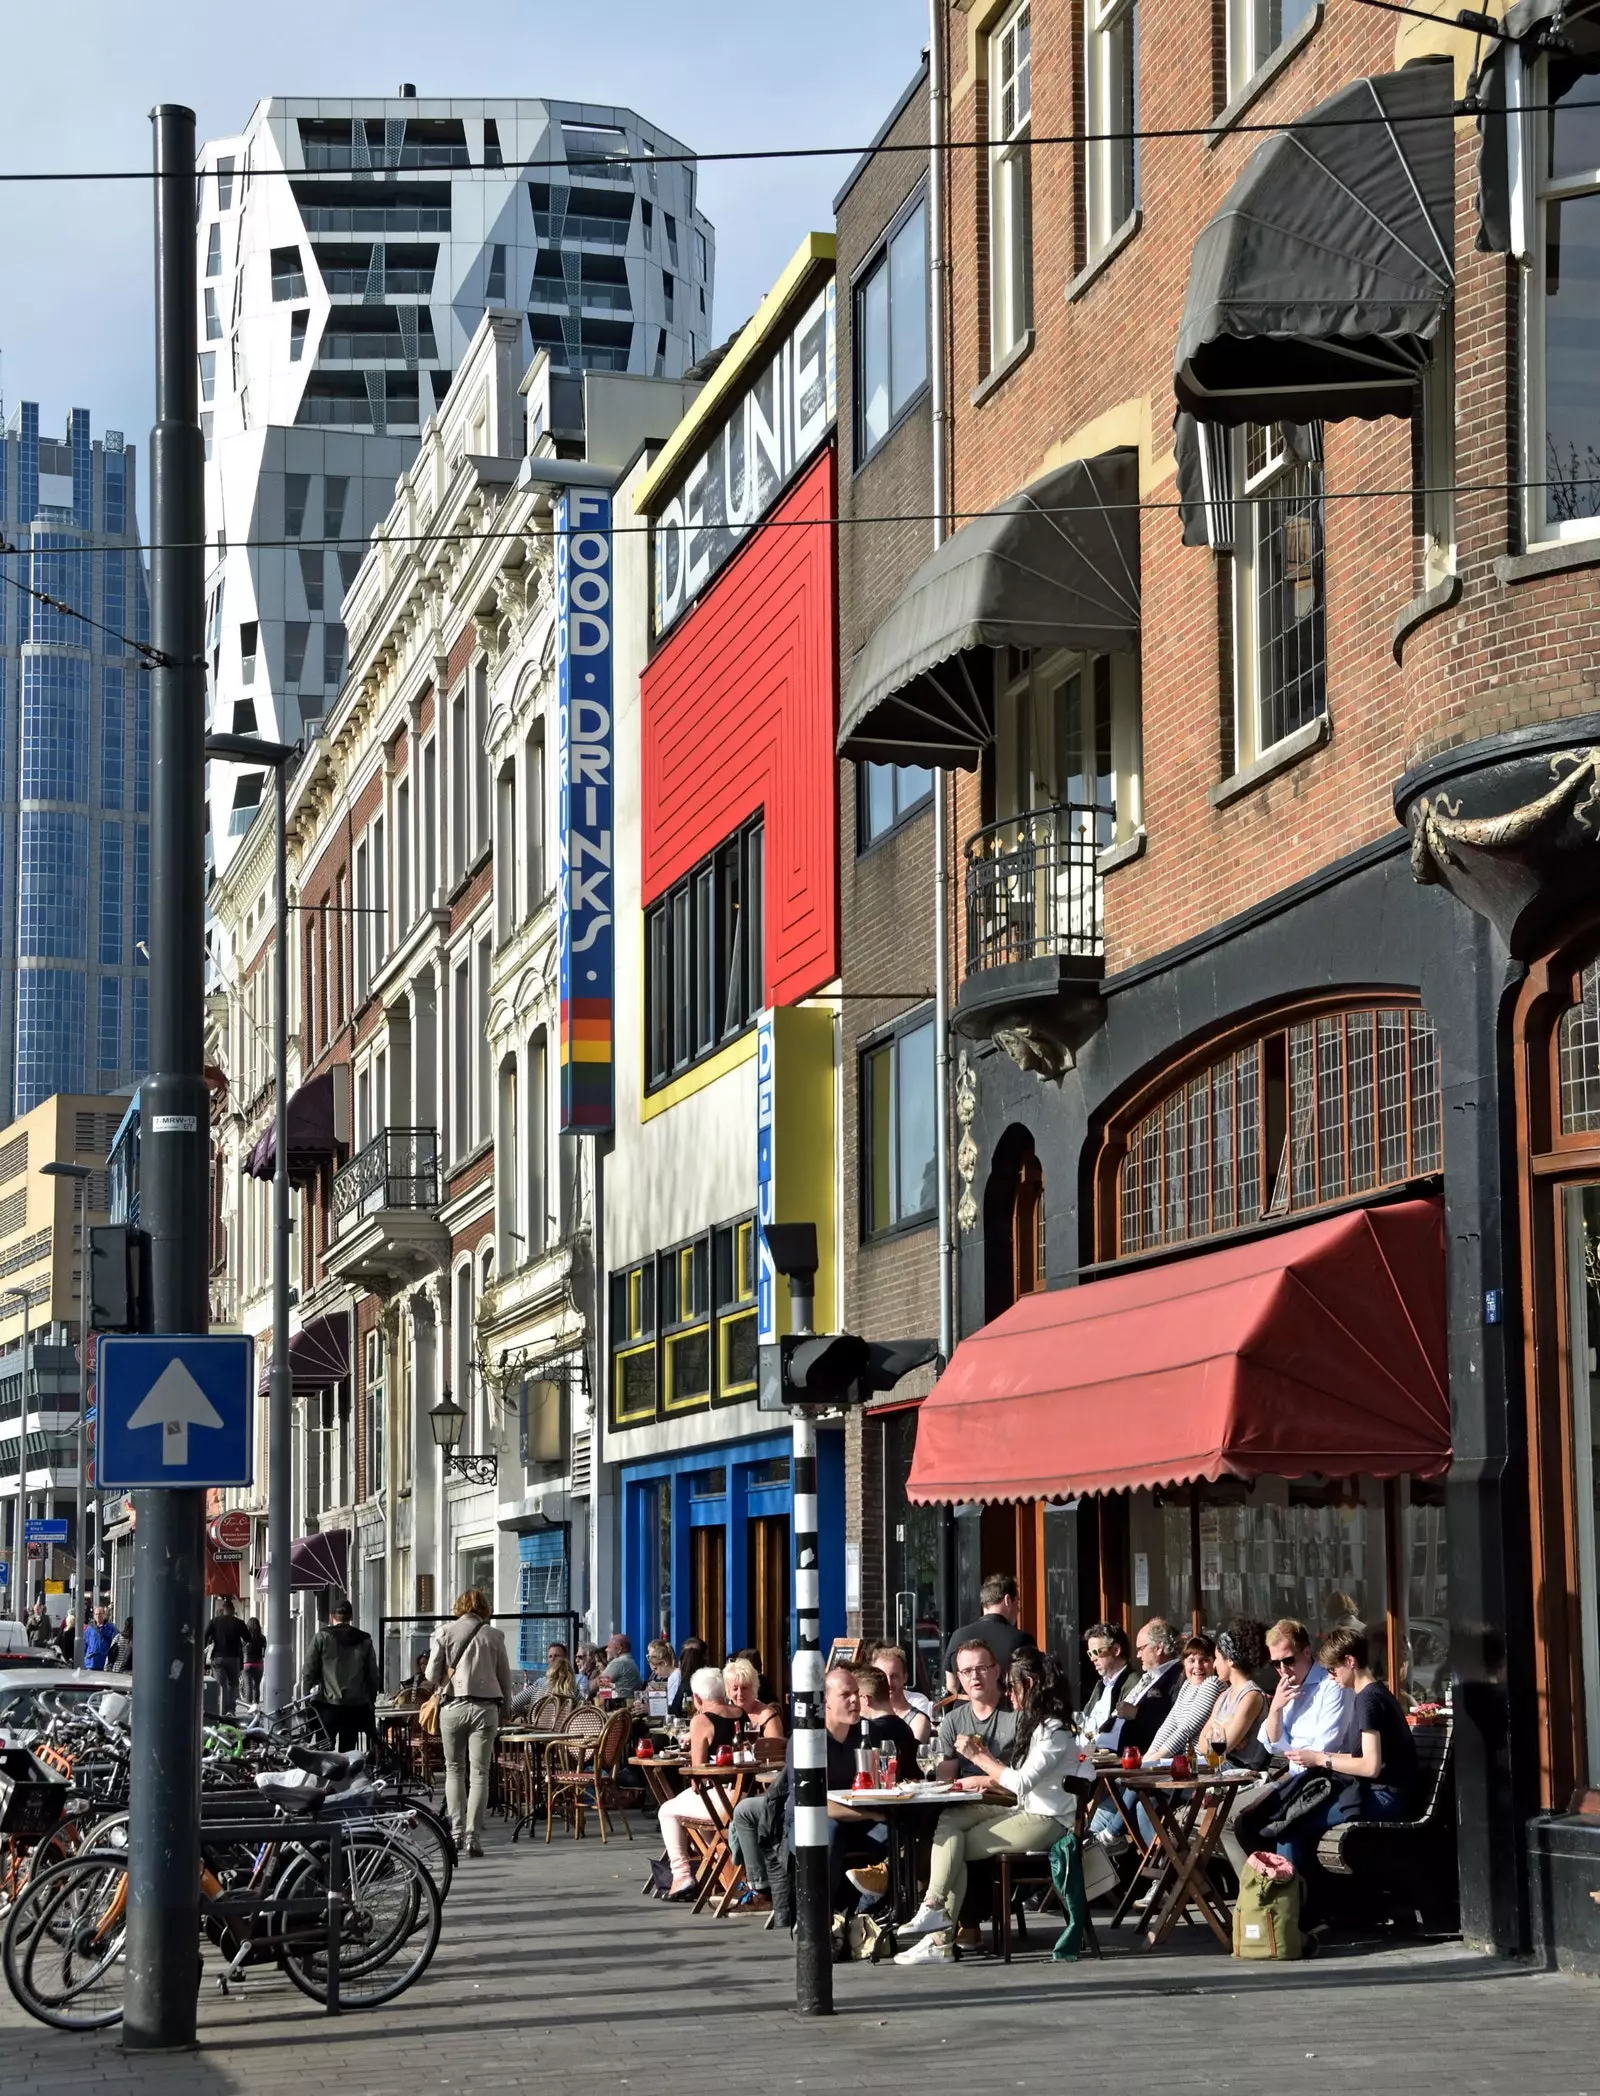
[853,1718,875,1791]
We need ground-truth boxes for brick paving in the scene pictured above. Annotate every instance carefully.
[1,1815,1595,2096]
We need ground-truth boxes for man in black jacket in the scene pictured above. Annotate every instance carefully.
[301,1597,381,1749]
[1116,1620,1184,1753]
[204,1598,249,1716]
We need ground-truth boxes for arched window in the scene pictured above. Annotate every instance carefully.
[1558,960,1600,1134]
[984,1125,1045,1323]
[1106,998,1441,1258]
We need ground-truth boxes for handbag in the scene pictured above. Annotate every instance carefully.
[416,1616,486,1737]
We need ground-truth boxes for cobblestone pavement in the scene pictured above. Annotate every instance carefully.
[1,1816,1596,2095]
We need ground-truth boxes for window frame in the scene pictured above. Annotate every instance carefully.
[856,760,935,852]
[1229,422,1328,774]
[851,187,931,469]
[860,1007,939,1242]
[1225,0,1320,110]
[607,1211,759,1430]
[643,814,764,1093]
[1524,37,1600,547]
[988,0,1033,366]
[1419,318,1456,589]
[1084,0,1138,266]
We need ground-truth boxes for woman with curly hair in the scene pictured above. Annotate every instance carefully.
[1204,1619,1269,1765]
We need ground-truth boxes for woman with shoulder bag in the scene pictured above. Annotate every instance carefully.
[426,1589,513,1856]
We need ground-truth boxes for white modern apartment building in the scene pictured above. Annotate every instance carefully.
[198,88,713,867]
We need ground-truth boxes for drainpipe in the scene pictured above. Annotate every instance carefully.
[929,0,954,1369]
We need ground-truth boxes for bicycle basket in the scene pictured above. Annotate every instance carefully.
[0,1746,71,1838]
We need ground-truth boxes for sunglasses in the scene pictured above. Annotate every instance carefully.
[1088,1646,1117,1658]
[1272,1655,1302,1671]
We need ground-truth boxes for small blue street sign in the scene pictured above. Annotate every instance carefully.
[0,1562,10,1588]
[24,1518,68,1543]
[98,1335,254,1489]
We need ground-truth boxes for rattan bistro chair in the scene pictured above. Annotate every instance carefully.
[545,1708,636,1843]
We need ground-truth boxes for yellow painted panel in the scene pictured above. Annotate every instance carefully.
[770,1004,837,1339]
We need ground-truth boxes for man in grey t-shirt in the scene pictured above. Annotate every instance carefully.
[937,1637,1018,1778]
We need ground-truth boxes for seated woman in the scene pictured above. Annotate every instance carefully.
[508,1642,579,1718]
[391,1654,431,1707]
[656,1665,741,1900]
[1277,1628,1418,1890]
[893,1651,1090,1966]
[725,1654,786,1746]
[667,1637,708,1721]
[646,1637,675,1687]
[1092,1634,1223,1849]
[1204,1621,1268,1765]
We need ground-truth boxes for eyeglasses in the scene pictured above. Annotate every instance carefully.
[1088,1646,1116,1659]
[957,1664,996,1678]
[1272,1655,1301,1672]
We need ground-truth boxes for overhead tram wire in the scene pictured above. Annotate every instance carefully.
[0,540,175,666]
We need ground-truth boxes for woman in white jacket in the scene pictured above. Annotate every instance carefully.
[896,1651,1091,1965]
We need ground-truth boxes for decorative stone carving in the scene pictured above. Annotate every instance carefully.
[955,1054,979,1234]
[1410,748,1600,884]
[992,1023,1075,1082]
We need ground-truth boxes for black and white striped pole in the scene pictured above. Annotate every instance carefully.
[761,1222,832,2017]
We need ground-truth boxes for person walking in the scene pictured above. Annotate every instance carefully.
[25,1598,51,1648]
[426,1588,512,1857]
[241,1615,267,1706]
[81,1605,116,1671]
[300,1597,381,1749]
[204,1597,249,1717]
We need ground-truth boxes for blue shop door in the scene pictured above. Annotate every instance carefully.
[517,1528,569,1670]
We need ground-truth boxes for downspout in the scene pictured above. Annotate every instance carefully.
[929,0,954,1368]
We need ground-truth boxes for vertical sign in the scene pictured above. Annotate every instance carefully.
[556,487,615,1131]
[755,1008,776,1343]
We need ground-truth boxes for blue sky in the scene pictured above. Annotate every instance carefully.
[0,0,929,482]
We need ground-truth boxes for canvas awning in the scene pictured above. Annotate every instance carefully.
[256,1309,350,1395]
[1173,63,1454,425]
[906,1200,1449,1505]
[289,1528,350,1594]
[246,1069,342,1188]
[836,450,1141,771]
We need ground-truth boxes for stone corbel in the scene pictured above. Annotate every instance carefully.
[1410,748,1600,885]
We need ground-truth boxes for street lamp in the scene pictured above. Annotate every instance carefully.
[205,730,297,1709]
[40,1161,92,1664]
[428,1393,497,1487]
[2,1284,31,1619]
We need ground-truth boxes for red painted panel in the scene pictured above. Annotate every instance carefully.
[641,448,837,1007]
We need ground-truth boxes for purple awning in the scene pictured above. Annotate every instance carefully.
[289,1528,350,1594]
[257,1310,350,1395]
[246,1069,342,1187]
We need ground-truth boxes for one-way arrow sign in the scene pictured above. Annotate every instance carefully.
[125,1359,225,1466]
[98,1335,254,1489]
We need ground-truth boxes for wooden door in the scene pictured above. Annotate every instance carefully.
[748,1515,790,1697]
[690,1527,725,1663]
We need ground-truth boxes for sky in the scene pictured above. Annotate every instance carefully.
[0,0,930,488]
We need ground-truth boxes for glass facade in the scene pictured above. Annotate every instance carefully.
[0,405,148,1120]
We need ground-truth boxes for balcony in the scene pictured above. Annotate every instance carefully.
[955,802,1112,1075]
[324,1127,447,1291]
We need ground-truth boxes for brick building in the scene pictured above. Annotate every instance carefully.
[836,0,1600,1963]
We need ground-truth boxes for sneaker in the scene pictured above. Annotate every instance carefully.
[846,1864,889,1902]
[955,1924,983,1951]
[896,1901,949,1938]
[467,1836,485,1858]
[894,1931,955,1966]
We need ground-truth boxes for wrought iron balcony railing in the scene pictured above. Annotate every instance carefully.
[330,1127,441,1231]
[964,801,1113,975]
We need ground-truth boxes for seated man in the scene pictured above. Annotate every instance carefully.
[1221,1617,1354,1878]
[1087,1618,1184,1848]
[938,1639,1019,1779]
[731,1666,891,1914]
[1079,1623,1136,1748]
[870,1643,934,1738]
[853,1665,923,1775]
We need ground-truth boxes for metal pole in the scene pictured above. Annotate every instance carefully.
[787,1269,831,2017]
[264,762,293,1712]
[20,1291,32,1613]
[74,1182,89,1664]
[125,101,209,2054]
[928,0,954,1370]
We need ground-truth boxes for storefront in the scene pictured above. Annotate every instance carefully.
[618,1429,844,1689]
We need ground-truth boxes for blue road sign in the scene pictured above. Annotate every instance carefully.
[98,1335,254,1489]
[0,1562,9,1588]
[24,1518,68,1543]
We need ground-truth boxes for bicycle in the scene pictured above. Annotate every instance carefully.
[3,1814,441,2029]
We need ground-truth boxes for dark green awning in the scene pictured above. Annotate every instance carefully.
[837,451,1141,772]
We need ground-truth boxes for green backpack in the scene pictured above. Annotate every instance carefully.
[1232,1860,1303,1960]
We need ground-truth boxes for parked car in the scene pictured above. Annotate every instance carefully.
[0,1669,132,1746]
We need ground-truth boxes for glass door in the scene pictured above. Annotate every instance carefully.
[1562,1185,1600,1784]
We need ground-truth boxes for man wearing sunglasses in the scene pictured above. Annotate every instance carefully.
[1221,1618,1353,1877]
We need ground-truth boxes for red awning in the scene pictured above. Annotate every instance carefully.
[246,1070,343,1188]
[907,1199,1450,1505]
[256,1310,350,1395]
[289,1528,350,1594]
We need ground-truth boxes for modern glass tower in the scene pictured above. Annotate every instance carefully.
[0,404,151,1124]
[198,92,713,868]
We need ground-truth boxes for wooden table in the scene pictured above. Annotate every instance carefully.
[683,1762,775,1916]
[1101,1767,1256,1948]
[825,1782,985,1922]
[501,1728,581,1840]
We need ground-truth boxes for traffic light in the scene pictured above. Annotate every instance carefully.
[758,1332,939,1412]
[89,1225,147,1332]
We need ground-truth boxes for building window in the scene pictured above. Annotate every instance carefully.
[216,157,236,211]
[283,621,310,686]
[1226,0,1318,102]
[1230,422,1326,769]
[610,1259,657,1426]
[204,288,221,341]
[299,548,325,614]
[1559,958,1600,1133]
[855,195,928,464]
[862,1013,937,1237]
[1113,1001,1442,1257]
[1085,0,1138,263]
[289,310,309,363]
[363,1327,385,1500]
[205,223,222,278]
[486,243,507,303]
[714,1217,758,1399]
[989,0,1032,364]
[695,227,709,278]
[239,621,258,687]
[284,473,311,537]
[199,352,216,402]
[1530,34,1600,543]
[1420,319,1455,588]
[662,1237,711,1411]
[858,762,933,849]
[271,246,307,301]
[644,815,764,1091]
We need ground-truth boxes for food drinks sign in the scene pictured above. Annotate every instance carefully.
[557,487,615,1132]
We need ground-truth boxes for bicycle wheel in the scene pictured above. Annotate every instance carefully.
[275,1835,441,2008]
[385,1801,454,1903]
[2,1852,128,2031]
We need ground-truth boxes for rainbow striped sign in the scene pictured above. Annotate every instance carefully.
[556,486,615,1132]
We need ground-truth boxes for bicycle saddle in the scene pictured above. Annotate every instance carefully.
[287,1743,363,1783]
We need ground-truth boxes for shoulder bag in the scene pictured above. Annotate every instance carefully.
[417,1616,486,1737]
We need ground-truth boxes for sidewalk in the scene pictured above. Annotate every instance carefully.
[1,1816,1593,2095]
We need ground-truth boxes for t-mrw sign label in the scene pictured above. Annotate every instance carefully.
[98,1335,255,1488]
